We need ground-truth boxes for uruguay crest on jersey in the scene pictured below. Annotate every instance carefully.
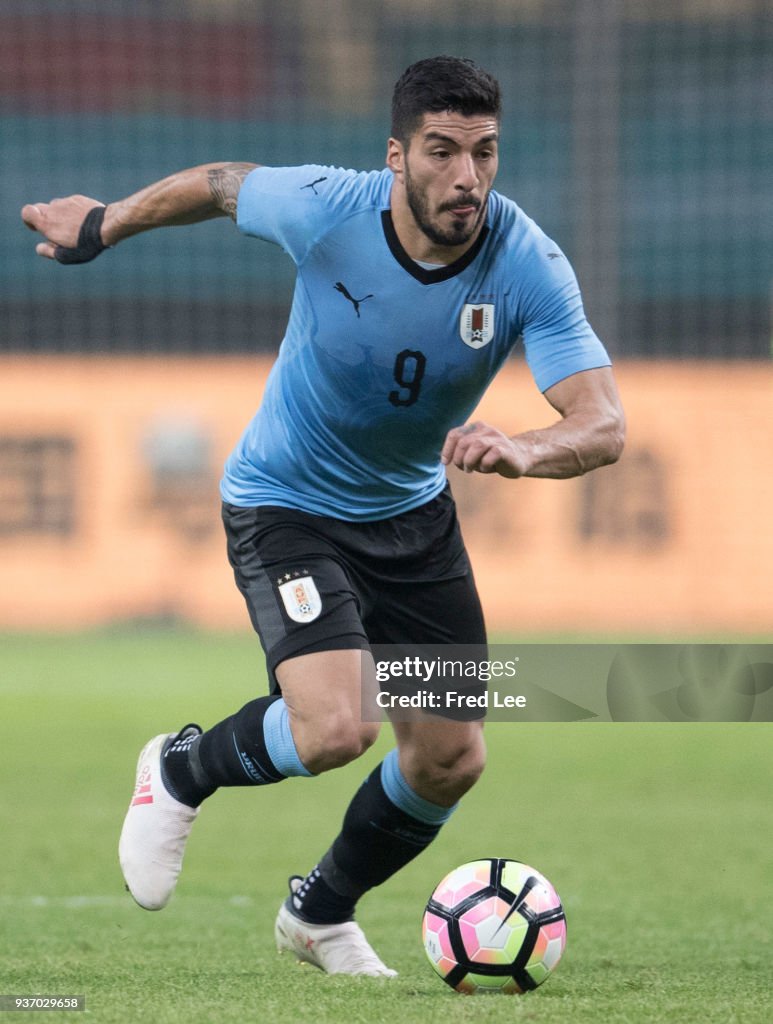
[459,303,495,349]
[278,575,322,623]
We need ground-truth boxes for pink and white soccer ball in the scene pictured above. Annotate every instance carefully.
[422,858,566,994]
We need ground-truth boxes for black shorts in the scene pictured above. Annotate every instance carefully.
[222,485,487,692]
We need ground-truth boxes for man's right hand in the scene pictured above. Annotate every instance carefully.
[21,163,259,263]
[21,195,106,260]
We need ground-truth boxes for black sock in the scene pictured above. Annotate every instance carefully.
[198,695,286,787]
[289,865,357,924]
[161,726,215,808]
[163,696,285,807]
[292,762,444,924]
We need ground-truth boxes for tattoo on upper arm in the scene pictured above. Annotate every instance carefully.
[207,163,256,220]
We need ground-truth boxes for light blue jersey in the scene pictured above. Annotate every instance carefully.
[221,165,610,521]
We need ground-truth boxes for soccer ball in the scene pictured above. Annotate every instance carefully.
[422,858,566,994]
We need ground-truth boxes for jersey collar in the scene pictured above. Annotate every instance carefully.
[381,210,490,285]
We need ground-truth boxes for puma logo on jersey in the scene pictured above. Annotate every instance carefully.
[301,176,328,195]
[334,281,374,318]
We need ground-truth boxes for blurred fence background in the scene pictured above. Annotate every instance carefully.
[2,0,771,357]
[1,0,771,636]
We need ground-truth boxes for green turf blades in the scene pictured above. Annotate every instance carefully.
[1,631,771,1023]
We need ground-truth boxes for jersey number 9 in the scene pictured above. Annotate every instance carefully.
[389,349,426,408]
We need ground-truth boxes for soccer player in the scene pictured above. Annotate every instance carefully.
[22,56,624,977]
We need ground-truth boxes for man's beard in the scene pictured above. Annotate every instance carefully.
[404,163,488,249]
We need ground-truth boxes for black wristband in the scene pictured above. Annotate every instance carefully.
[54,205,108,264]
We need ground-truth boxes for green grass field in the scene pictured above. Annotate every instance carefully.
[1,631,771,1023]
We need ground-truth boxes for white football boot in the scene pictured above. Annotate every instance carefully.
[275,876,397,977]
[118,725,201,910]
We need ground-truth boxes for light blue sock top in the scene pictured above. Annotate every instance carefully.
[263,698,313,778]
[380,748,457,825]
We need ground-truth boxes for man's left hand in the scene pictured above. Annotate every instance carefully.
[440,421,529,478]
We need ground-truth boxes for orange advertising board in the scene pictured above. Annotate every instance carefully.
[0,356,770,634]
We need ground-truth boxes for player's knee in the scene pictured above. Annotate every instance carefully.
[442,741,486,797]
[407,735,486,803]
[300,718,380,774]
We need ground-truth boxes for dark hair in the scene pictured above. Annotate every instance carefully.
[391,56,501,144]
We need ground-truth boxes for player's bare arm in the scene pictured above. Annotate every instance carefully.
[21,162,258,260]
[440,366,625,478]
